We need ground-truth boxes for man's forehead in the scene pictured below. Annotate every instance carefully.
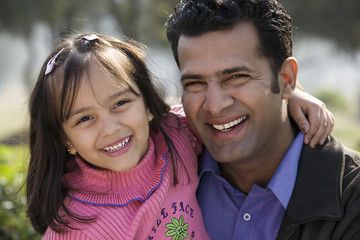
[178,22,261,61]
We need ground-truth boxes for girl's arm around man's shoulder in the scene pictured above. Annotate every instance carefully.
[169,104,203,155]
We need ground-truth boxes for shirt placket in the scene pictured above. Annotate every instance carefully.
[233,193,258,240]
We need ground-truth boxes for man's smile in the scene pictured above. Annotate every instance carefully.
[211,116,247,132]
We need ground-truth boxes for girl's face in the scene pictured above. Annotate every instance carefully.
[62,61,153,172]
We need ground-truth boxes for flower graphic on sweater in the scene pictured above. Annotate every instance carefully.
[164,215,189,239]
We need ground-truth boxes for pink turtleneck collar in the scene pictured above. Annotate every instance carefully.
[63,136,168,207]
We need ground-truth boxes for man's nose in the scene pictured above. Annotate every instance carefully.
[202,83,234,115]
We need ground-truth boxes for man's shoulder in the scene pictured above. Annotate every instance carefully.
[323,135,360,170]
[341,143,360,189]
[343,144,360,164]
[301,134,360,187]
[302,134,360,161]
[281,135,360,238]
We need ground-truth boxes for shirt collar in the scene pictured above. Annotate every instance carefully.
[198,132,304,208]
[268,132,304,208]
[198,148,219,179]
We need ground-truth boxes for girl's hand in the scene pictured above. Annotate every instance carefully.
[288,89,335,148]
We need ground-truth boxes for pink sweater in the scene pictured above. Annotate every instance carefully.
[43,114,210,239]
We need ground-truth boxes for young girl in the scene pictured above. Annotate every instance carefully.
[26,33,333,239]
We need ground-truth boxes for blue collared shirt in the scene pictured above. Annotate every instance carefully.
[197,132,304,240]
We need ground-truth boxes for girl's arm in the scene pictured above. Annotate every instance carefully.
[170,104,203,155]
[288,88,335,148]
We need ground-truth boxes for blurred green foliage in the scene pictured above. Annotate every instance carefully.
[282,0,360,51]
[0,0,177,47]
[315,90,349,112]
[1,0,359,50]
[0,0,178,90]
[0,145,41,240]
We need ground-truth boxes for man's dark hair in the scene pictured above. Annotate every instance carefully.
[166,0,293,92]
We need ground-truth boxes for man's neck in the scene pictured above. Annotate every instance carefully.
[219,121,297,194]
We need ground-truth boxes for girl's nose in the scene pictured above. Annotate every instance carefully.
[101,114,121,136]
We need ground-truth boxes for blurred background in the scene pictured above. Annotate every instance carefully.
[0,0,359,238]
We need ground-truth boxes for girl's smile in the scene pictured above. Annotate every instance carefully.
[102,136,131,153]
[100,135,132,158]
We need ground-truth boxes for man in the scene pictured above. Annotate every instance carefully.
[166,0,360,239]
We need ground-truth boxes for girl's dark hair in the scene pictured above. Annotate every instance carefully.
[26,33,182,234]
[166,0,293,93]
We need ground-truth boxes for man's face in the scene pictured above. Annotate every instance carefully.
[178,22,291,165]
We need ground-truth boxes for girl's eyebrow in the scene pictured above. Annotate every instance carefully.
[68,87,133,118]
[108,87,132,100]
[68,106,93,118]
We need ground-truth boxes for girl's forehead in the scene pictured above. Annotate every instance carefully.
[72,67,137,110]
[85,60,140,94]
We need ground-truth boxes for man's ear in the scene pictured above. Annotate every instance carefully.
[279,57,298,100]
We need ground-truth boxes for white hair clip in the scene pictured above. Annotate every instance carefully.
[45,48,64,75]
[82,34,99,41]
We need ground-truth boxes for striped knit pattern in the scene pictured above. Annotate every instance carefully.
[42,113,210,240]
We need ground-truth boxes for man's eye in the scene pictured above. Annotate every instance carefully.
[226,74,250,85]
[77,116,93,125]
[229,74,249,79]
[183,81,205,92]
[184,81,202,87]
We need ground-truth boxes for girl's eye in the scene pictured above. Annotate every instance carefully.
[76,116,93,125]
[114,100,129,109]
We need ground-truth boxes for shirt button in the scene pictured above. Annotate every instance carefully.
[243,213,251,221]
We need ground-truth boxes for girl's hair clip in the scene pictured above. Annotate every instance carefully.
[45,48,64,75]
[82,34,99,41]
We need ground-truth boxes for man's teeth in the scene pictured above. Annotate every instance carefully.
[212,117,246,131]
[103,137,130,152]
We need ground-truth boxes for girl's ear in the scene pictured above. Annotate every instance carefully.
[147,108,154,122]
[279,57,298,100]
[65,141,77,155]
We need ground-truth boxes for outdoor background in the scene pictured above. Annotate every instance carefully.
[1,0,360,238]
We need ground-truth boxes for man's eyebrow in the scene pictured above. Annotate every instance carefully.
[181,74,202,82]
[68,87,132,118]
[220,66,254,75]
[181,66,254,82]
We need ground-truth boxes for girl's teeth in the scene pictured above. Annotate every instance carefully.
[212,117,246,131]
[103,137,130,152]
